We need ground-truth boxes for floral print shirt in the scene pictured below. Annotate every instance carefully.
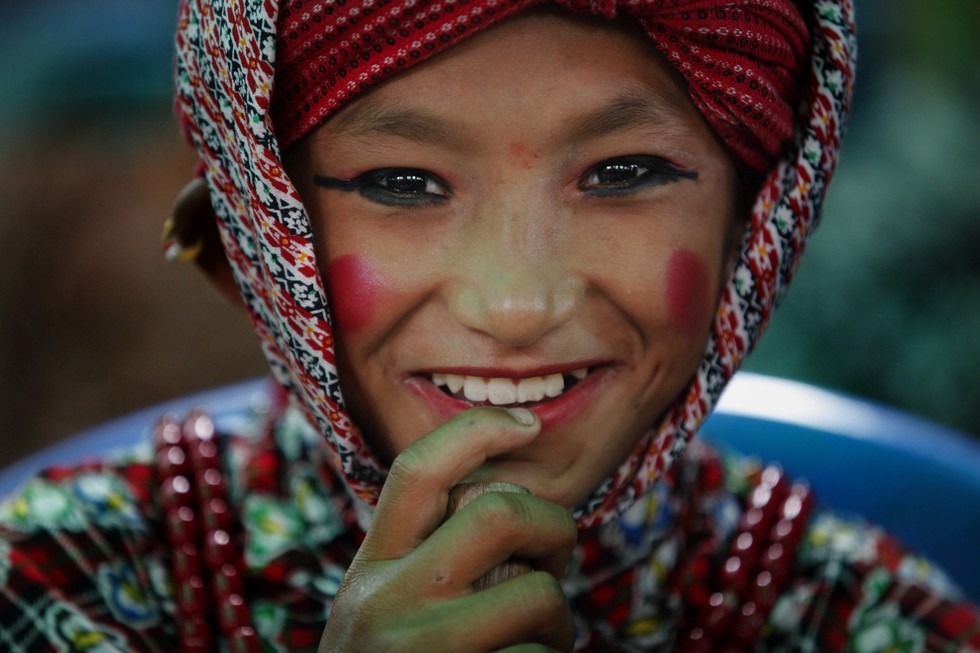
[0,403,977,652]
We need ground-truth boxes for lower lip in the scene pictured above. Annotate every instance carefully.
[405,367,615,433]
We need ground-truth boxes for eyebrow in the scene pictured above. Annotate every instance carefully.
[323,97,470,150]
[562,86,695,143]
[322,84,694,149]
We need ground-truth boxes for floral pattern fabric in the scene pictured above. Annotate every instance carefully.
[0,402,977,651]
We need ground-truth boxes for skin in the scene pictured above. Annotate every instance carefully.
[189,10,740,652]
[327,254,388,334]
[288,11,738,510]
[665,248,713,334]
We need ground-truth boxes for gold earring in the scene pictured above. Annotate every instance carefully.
[162,178,209,263]
[161,216,205,263]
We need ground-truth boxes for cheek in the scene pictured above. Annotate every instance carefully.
[326,255,389,334]
[664,249,712,335]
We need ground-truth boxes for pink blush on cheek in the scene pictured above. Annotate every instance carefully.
[326,255,387,334]
[664,249,712,335]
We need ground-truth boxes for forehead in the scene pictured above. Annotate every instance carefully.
[310,11,709,151]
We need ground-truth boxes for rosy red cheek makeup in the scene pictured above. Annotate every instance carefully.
[326,255,387,334]
[664,249,711,335]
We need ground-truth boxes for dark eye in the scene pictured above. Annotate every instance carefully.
[578,155,697,197]
[371,169,447,198]
[314,168,451,207]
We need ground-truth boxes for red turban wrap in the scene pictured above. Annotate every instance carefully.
[272,0,809,171]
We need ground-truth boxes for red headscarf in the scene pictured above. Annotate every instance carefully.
[272,0,809,172]
[174,0,857,526]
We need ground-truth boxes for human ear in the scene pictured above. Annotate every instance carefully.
[165,178,243,308]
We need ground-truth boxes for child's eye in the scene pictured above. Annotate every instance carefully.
[314,168,452,207]
[578,155,697,197]
[366,169,450,204]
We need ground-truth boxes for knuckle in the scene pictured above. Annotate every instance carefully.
[518,573,575,651]
[522,571,568,618]
[386,446,427,486]
[469,491,526,535]
[543,501,575,535]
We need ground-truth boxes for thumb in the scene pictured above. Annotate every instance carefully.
[361,407,540,561]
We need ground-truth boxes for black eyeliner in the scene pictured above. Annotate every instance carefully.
[312,168,451,207]
[667,167,698,182]
[624,156,699,183]
[580,155,698,199]
[313,173,367,191]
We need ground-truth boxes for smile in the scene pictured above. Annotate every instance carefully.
[408,363,615,432]
[430,368,589,406]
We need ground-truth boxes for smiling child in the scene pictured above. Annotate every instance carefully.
[1,0,978,651]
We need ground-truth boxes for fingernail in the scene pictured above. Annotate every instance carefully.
[506,407,536,427]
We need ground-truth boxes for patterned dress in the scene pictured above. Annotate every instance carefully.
[1,395,977,652]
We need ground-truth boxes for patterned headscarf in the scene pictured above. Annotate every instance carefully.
[174,0,856,527]
[272,0,809,172]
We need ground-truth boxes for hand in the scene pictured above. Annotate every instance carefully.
[317,407,578,652]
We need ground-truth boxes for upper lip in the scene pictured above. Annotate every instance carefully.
[412,360,611,379]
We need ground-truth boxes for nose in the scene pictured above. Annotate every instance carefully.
[444,201,585,348]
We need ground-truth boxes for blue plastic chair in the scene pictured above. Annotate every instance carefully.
[2,373,978,600]
[701,374,980,601]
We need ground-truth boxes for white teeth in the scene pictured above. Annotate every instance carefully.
[486,378,517,405]
[445,374,464,393]
[516,377,546,403]
[544,373,564,398]
[431,368,590,405]
[463,376,489,402]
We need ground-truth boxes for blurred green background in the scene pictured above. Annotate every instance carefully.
[0,0,977,470]
[744,0,980,438]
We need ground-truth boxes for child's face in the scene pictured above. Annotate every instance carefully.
[288,12,738,508]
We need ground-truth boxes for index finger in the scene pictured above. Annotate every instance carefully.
[361,406,540,561]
